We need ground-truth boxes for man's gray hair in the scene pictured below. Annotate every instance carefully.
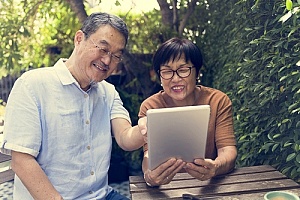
[81,12,129,45]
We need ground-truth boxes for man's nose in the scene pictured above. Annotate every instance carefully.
[101,55,112,66]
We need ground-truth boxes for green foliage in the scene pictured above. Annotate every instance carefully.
[119,8,181,55]
[120,10,164,53]
[0,0,30,74]
[0,0,79,74]
[118,86,144,126]
[202,0,300,182]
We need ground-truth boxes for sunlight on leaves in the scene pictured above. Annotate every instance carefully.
[286,0,293,11]
[279,11,292,23]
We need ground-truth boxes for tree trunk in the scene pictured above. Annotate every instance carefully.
[178,0,198,36]
[65,0,87,23]
[157,0,197,36]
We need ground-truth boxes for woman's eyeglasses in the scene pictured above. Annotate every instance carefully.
[158,66,194,80]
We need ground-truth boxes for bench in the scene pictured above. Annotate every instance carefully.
[0,153,14,184]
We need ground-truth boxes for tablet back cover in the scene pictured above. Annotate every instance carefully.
[147,105,210,170]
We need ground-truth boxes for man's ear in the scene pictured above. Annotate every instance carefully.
[74,30,85,45]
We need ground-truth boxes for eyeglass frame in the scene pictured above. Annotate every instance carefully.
[158,66,195,80]
[88,37,123,63]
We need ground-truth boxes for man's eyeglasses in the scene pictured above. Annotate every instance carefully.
[158,66,194,80]
[89,38,123,63]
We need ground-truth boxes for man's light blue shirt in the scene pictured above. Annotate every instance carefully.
[1,59,131,199]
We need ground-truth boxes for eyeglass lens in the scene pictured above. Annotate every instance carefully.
[90,38,122,63]
[159,67,193,80]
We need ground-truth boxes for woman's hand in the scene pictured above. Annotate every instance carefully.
[184,158,219,181]
[185,146,237,181]
[144,158,186,186]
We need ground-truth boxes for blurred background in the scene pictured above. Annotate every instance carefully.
[0,0,299,183]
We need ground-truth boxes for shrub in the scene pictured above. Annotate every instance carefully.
[202,0,300,182]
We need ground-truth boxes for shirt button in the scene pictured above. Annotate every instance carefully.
[87,146,91,150]
[86,120,90,124]
[84,94,88,98]
[90,171,94,175]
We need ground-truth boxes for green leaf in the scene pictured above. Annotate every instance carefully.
[279,11,292,23]
[282,119,290,123]
[296,121,300,128]
[274,134,281,139]
[272,143,279,152]
[261,143,273,153]
[287,153,296,162]
[291,167,298,177]
[239,135,248,141]
[284,142,293,147]
[291,108,300,114]
[282,166,292,174]
[279,75,288,82]
[296,154,300,163]
[286,0,293,11]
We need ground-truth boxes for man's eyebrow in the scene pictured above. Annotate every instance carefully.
[98,40,124,53]
[99,40,109,46]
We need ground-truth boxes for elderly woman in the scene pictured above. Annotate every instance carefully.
[138,37,237,187]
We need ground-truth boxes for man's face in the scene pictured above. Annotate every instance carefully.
[75,25,126,85]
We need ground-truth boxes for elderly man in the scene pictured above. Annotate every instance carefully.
[1,12,144,200]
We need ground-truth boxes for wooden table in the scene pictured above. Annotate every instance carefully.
[0,153,14,184]
[129,165,300,199]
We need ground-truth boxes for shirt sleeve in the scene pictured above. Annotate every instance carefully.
[109,84,131,124]
[1,74,41,157]
[215,94,236,149]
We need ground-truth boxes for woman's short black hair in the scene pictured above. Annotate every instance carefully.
[153,37,203,79]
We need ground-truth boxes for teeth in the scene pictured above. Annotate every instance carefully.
[93,63,107,71]
[172,86,184,90]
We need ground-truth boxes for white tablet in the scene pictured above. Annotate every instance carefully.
[146,105,210,170]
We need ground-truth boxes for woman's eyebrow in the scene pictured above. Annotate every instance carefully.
[161,63,188,68]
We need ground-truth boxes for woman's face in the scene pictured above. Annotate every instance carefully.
[160,54,197,106]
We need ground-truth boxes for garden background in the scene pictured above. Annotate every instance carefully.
[0,0,299,183]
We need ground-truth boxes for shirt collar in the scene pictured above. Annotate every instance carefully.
[54,58,99,91]
[54,58,75,86]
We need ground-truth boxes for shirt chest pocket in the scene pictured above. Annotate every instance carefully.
[59,107,83,130]
[44,100,84,150]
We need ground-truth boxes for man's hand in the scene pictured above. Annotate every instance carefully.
[138,117,147,143]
